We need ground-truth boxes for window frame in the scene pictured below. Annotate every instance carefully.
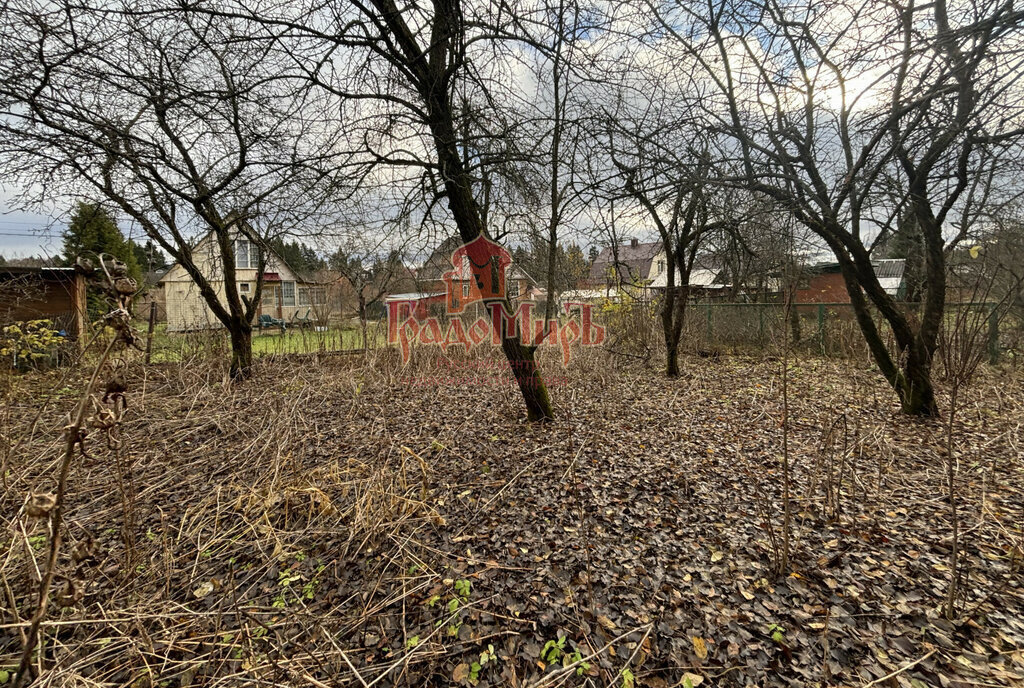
[281,281,296,307]
[235,239,251,269]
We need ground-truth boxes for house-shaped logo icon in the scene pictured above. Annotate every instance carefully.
[442,235,512,314]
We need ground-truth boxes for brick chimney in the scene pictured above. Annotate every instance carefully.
[630,237,639,248]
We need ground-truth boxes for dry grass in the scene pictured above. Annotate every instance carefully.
[0,345,1021,687]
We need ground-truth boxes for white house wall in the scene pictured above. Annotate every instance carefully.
[161,233,312,332]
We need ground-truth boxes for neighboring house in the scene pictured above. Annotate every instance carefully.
[793,259,906,303]
[134,268,169,322]
[159,232,327,332]
[0,266,87,347]
[400,235,535,318]
[587,238,661,288]
[645,252,731,297]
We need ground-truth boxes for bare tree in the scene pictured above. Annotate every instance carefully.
[191,0,562,419]
[329,239,408,351]
[0,1,339,378]
[607,132,718,376]
[651,0,1024,415]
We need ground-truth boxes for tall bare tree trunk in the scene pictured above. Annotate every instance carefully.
[425,89,554,421]
[228,318,253,379]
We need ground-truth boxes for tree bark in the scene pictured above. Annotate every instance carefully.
[831,248,939,416]
[422,79,554,421]
[228,318,253,380]
[663,285,687,378]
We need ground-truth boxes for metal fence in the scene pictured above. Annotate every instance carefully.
[143,318,379,364]
[678,301,1010,363]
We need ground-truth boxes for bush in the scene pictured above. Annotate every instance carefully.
[0,320,63,370]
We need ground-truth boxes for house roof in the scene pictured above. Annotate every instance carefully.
[417,235,535,286]
[588,240,661,284]
[416,235,467,282]
[805,258,905,295]
[560,287,619,301]
[0,266,81,284]
[873,259,906,279]
[385,291,445,302]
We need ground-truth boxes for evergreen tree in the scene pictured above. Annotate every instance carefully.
[563,243,588,289]
[62,202,141,279]
[269,237,325,274]
[130,239,169,273]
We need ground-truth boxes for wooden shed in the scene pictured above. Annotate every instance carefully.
[0,266,88,348]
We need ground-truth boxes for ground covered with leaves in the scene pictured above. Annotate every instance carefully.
[2,348,1022,687]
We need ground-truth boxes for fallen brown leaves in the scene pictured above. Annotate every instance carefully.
[1,348,1022,687]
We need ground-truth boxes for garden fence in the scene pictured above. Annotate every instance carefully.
[679,301,1009,363]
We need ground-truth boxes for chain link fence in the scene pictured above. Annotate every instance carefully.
[677,301,1012,364]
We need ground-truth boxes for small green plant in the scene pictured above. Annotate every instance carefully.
[566,648,590,675]
[301,564,326,601]
[406,635,419,648]
[768,623,785,644]
[454,579,471,598]
[621,667,636,688]
[541,636,567,664]
[426,594,440,607]
[28,534,46,551]
[478,644,496,665]
[468,661,482,683]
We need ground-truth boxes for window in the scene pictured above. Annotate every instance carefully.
[235,239,251,268]
[239,283,250,293]
[462,283,470,297]
[281,281,296,307]
[299,287,327,306]
[262,286,276,307]
[234,239,260,268]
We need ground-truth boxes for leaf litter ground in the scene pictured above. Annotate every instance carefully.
[1,349,1022,687]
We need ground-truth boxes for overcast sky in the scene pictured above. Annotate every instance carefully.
[0,192,64,258]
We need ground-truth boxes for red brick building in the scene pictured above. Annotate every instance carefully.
[794,260,906,303]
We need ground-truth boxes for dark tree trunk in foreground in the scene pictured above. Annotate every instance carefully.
[834,248,940,416]
[432,103,553,419]
[228,319,254,380]
[386,0,554,420]
[662,284,688,378]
